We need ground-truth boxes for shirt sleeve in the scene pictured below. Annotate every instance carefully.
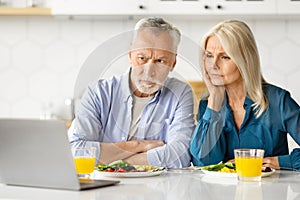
[68,83,104,164]
[147,84,195,168]
[278,91,300,170]
[190,101,227,166]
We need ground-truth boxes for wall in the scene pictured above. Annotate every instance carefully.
[0,15,300,120]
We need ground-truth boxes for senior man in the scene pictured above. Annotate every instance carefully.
[68,17,194,168]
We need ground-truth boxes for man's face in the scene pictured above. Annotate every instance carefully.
[129,30,176,96]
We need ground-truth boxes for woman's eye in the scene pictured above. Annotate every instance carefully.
[221,56,230,60]
[205,54,213,58]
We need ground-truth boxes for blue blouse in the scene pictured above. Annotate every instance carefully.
[190,83,300,170]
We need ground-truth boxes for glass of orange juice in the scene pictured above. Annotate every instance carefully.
[72,147,96,178]
[234,149,265,182]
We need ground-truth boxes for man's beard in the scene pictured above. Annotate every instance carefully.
[133,77,163,95]
[131,63,170,95]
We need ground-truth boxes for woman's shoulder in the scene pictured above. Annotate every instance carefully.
[263,83,291,105]
[263,83,288,96]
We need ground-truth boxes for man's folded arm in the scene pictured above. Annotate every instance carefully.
[99,140,164,164]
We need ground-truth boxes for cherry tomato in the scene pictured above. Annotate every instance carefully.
[116,168,126,172]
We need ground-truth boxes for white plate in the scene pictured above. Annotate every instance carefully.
[201,169,236,178]
[261,169,276,177]
[94,170,165,178]
[201,169,276,178]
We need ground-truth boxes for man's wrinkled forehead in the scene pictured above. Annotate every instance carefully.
[130,27,176,54]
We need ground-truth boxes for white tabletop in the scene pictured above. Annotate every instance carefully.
[0,170,299,200]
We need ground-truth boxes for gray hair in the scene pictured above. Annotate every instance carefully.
[134,17,181,52]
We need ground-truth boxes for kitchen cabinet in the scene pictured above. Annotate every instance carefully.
[51,0,277,16]
[51,0,298,16]
[51,0,148,15]
[144,0,208,15]
[209,0,276,15]
[277,0,300,14]
[147,0,276,15]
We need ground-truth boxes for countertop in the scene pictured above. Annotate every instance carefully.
[0,170,300,200]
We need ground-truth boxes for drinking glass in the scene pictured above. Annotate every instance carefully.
[235,181,263,200]
[72,147,96,178]
[234,149,264,182]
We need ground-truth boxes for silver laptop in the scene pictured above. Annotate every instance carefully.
[0,119,119,190]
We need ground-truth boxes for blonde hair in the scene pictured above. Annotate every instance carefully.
[201,20,267,117]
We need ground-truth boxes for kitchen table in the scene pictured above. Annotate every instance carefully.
[0,169,299,200]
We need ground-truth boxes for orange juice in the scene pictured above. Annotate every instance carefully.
[235,157,263,177]
[74,157,96,174]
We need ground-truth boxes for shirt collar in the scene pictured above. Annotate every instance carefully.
[224,93,254,109]
[244,95,254,108]
[120,69,133,102]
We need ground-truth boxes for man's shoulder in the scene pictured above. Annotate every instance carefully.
[86,74,124,96]
[160,77,193,100]
[93,74,123,87]
[165,77,191,90]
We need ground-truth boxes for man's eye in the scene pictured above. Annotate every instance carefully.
[137,56,147,62]
[157,59,165,64]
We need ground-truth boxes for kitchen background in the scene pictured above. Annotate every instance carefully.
[0,1,300,128]
[2,16,300,118]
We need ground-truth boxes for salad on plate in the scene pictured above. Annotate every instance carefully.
[97,160,164,173]
[97,160,165,177]
[197,162,275,178]
[95,160,165,178]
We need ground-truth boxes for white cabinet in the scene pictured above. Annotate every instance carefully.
[50,0,299,16]
[277,0,300,14]
[211,0,276,15]
[144,0,276,15]
[51,0,148,15]
[145,0,207,15]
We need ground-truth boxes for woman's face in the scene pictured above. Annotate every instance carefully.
[204,35,243,87]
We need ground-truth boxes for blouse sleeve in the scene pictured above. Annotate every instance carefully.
[278,91,300,170]
[190,100,227,166]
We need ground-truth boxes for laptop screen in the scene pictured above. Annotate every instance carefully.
[0,119,119,190]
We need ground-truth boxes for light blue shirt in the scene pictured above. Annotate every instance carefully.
[190,84,300,170]
[68,70,195,168]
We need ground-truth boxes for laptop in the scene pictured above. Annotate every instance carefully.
[0,119,119,190]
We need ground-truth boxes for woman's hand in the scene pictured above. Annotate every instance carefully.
[202,62,225,112]
[226,158,235,163]
[263,156,280,170]
[228,157,280,170]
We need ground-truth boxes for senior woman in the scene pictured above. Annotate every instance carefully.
[190,20,300,170]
